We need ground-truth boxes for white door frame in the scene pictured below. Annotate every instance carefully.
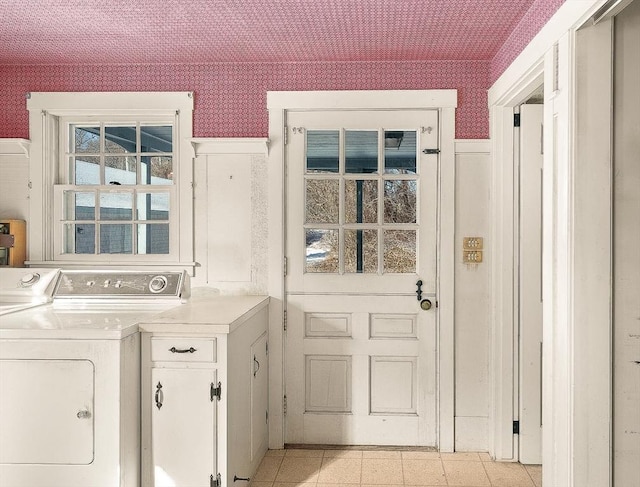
[267,90,457,451]
[488,1,613,485]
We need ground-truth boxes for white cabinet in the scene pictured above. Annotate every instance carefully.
[141,296,269,487]
[151,368,217,487]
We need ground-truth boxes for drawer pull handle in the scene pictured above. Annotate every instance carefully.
[155,382,163,410]
[169,346,197,354]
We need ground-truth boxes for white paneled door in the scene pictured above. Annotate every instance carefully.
[518,104,544,464]
[285,110,439,446]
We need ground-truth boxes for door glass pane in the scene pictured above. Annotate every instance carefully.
[306,179,339,224]
[384,180,417,223]
[74,156,100,185]
[383,230,416,273]
[64,191,95,220]
[140,125,173,153]
[306,229,338,273]
[99,224,132,254]
[306,130,339,173]
[73,126,100,153]
[141,156,173,185]
[64,223,95,254]
[345,180,377,224]
[346,131,378,174]
[345,229,377,273]
[384,130,417,173]
[105,156,137,185]
[100,193,132,221]
[137,193,170,221]
[137,224,169,254]
[105,126,136,153]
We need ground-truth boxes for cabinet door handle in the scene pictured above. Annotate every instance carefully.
[169,346,197,354]
[155,382,163,410]
[253,355,260,377]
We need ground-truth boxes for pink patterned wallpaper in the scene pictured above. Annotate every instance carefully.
[0,61,490,140]
[0,0,565,141]
[491,0,565,82]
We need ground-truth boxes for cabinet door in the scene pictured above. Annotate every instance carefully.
[250,332,268,462]
[0,359,94,464]
[151,368,216,487]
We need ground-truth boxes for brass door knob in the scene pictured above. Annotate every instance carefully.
[420,299,432,311]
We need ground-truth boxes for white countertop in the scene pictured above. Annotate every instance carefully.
[138,295,270,334]
[0,296,269,339]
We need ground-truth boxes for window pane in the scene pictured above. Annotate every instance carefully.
[105,156,137,185]
[384,180,417,223]
[383,230,416,273]
[105,126,136,153]
[100,192,133,221]
[306,130,339,173]
[141,125,173,153]
[346,131,378,174]
[141,156,173,185]
[345,180,377,224]
[384,130,417,173]
[64,223,95,254]
[306,179,339,224]
[136,193,170,220]
[64,191,95,220]
[306,229,339,273]
[99,224,132,254]
[73,126,100,153]
[345,229,377,273]
[137,224,169,254]
[74,156,100,185]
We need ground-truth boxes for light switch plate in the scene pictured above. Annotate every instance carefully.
[463,237,484,250]
[463,250,483,263]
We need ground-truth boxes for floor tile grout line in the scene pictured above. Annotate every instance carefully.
[478,457,494,487]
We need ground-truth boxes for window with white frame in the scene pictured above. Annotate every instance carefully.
[27,92,194,268]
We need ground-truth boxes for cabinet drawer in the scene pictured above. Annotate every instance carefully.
[151,338,216,363]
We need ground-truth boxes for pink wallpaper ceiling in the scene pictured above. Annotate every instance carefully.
[491,0,565,81]
[0,0,565,140]
[1,1,536,65]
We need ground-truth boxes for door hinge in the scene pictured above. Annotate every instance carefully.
[514,113,521,127]
[211,382,222,402]
[513,420,520,434]
[283,395,288,415]
[284,256,288,276]
[284,125,288,145]
[283,310,288,331]
[211,473,221,487]
[266,410,269,423]
[266,341,269,355]
[422,148,440,154]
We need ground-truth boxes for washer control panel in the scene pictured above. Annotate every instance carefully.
[54,271,188,299]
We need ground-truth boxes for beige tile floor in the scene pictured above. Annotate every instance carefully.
[251,449,542,487]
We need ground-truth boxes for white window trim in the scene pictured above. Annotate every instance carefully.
[26,92,195,271]
[266,90,457,451]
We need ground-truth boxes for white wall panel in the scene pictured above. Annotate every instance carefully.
[0,139,30,221]
[454,141,491,450]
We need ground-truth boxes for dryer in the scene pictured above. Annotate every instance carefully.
[0,269,189,487]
